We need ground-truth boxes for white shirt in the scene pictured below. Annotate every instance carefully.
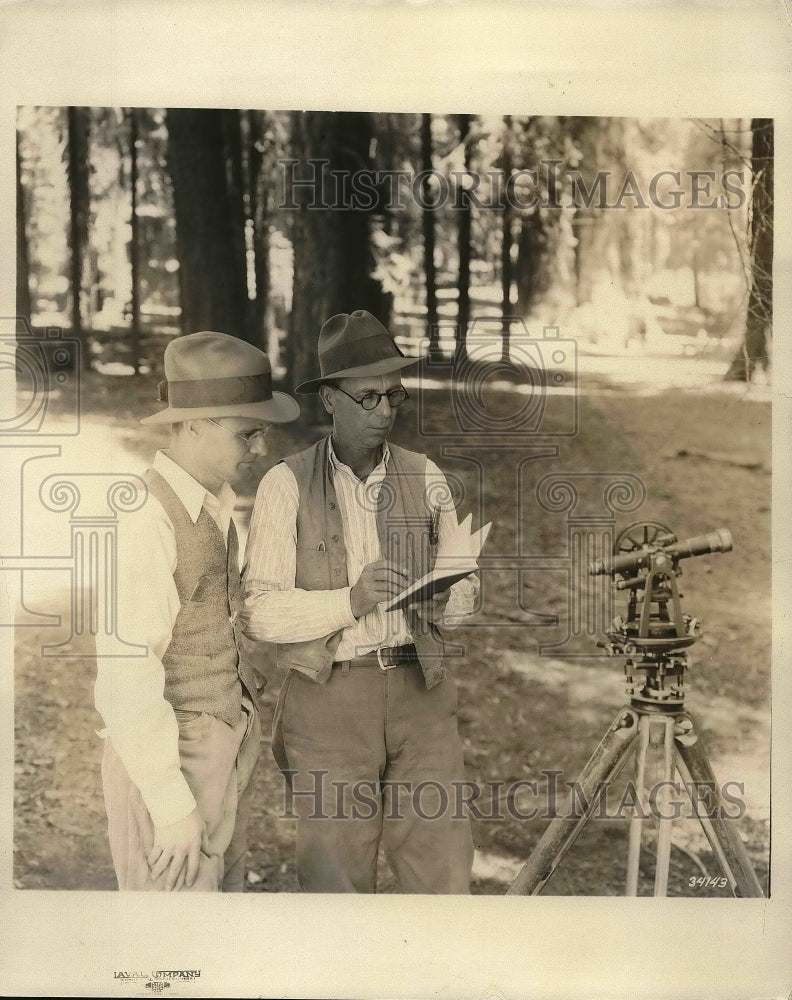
[94,450,236,828]
[241,440,478,658]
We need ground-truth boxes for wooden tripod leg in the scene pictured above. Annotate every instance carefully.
[653,715,677,896]
[507,707,639,895]
[674,716,765,898]
[625,713,652,895]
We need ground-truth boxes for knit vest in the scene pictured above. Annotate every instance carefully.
[144,468,255,726]
[276,437,447,689]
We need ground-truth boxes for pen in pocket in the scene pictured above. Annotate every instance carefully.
[429,505,441,546]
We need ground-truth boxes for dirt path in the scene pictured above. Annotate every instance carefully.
[12,361,771,895]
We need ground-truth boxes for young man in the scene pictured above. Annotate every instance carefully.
[242,310,478,893]
[95,331,299,891]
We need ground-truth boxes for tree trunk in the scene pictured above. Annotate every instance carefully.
[246,110,270,351]
[67,107,90,353]
[372,112,397,331]
[222,110,254,344]
[16,125,32,324]
[126,108,141,372]
[500,115,514,363]
[515,209,544,316]
[287,110,383,424]
[569,117,624,307]
[572,209,609,307]
[166,108,249,339]
[421,113,440,361]
[726,118,773,381]
[455,114,473,366]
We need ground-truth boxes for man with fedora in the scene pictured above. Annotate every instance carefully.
[95,331,299,891]
[242,310,477,893]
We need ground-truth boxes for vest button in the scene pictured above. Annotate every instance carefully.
[331,534,339,542]
[333,568,341,575]
[328,502,336,510]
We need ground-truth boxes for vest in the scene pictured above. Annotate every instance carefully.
[275,436,447,689]
[144,468,256,726]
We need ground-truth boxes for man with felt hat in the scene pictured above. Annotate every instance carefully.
[242,310,477,893]
[95,331,299,891]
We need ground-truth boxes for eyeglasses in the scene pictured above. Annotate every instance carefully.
[205,419,271,446]
[332,385,409,411]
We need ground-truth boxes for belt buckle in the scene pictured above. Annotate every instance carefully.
[376,647,394,671]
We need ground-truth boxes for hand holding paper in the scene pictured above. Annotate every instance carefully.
[408,586,451,622]
[384,514,491,614]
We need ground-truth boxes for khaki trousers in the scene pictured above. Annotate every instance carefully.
[102,698,260,892]
[273,664,473,893]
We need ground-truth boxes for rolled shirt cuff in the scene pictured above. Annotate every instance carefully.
[333,587,358,629]
[138,765,197,829]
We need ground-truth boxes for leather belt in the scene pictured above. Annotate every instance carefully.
[333,643,419,672]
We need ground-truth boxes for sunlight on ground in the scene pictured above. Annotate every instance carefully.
[4,419,148,610]
[472,850,524,884]
[6,415,256,615]
[404,347,768,397]
[8,374,770,894]
[501,649,770,820]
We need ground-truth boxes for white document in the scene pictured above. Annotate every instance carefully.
[384,514,491,612]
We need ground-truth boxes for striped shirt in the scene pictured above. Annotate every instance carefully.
[241,439,477,658]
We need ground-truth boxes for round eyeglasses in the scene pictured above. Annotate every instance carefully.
[332,386,409,411]
[205,419,271,447]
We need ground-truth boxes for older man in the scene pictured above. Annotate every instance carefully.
[242,310,477,893]
[95,331,299,891]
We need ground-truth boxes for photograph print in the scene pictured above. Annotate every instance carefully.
[9,107,772,899]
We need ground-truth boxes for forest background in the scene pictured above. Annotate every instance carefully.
[11,108,772,895]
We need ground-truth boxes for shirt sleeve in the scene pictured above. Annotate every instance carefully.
[241,463,357,643]
[424,458,480,626]
[94,498,196,829]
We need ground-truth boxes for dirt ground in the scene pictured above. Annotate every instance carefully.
[12,350,771,896]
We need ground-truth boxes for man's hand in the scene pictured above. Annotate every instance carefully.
[408,587,451,623]
[350,559,410,619]
[148,808,208,891]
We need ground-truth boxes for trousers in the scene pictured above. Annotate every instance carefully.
[272,663,473,893]
[102,697,261,891]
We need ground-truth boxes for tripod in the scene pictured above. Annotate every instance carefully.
[507,523,765,898]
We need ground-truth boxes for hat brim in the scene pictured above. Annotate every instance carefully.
[295,355,418,394]
[140,391,300,425]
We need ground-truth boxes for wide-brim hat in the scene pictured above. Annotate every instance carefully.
[141,331,300,425]
[295,310,417,393]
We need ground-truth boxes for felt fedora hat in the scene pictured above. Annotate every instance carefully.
[141,331,300,425]
[295,310,417,394]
